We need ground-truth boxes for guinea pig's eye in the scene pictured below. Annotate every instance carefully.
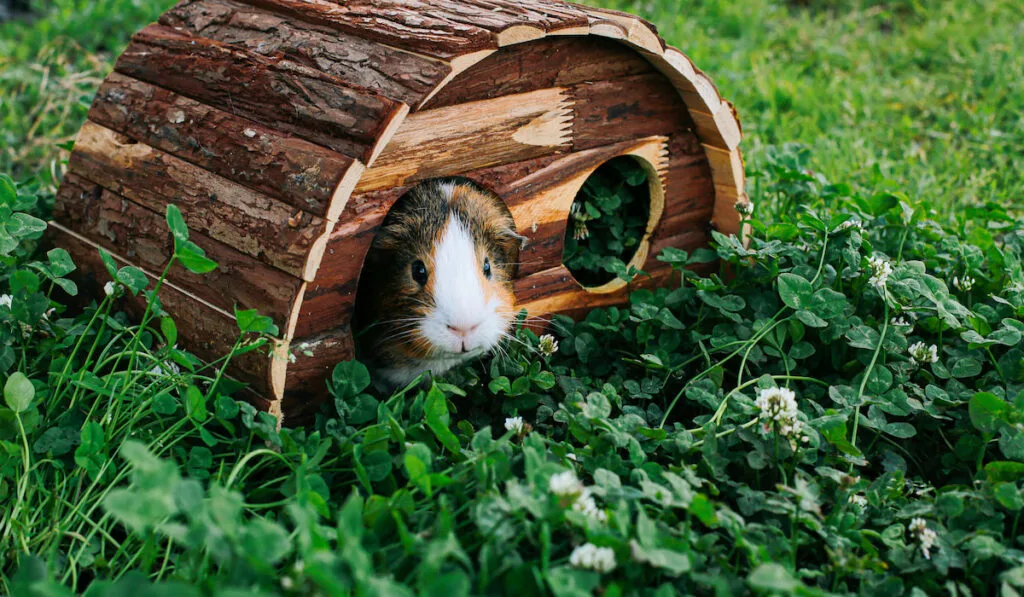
[411,260,429,286]
[482,257,492,279]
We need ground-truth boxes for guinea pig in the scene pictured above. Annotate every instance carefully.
[353,178,526,389]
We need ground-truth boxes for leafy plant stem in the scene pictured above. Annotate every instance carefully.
[849,303,889,465]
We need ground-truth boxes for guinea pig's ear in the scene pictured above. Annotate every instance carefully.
[496,226,528,251]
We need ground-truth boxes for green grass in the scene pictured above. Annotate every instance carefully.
[3,0,1021,213]
[3,1,1024,595]
[588,0,1024,216]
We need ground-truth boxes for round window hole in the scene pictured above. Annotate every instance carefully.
[562,155,654,290]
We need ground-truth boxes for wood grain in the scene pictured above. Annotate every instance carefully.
[234,0,591,60]
[68,121,331,280]
[88,73,360,219]
[294,187,408,339]
[580,5,664,54]
[423,36,653,109]
[281,326,356,416]
[570,72,690,152]
[235,0,496,59]
[115,23,408,162]
[54,173,303,328]
[161,0,452,106]
[354,87,573,193]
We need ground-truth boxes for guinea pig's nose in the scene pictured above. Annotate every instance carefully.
[447,323,479,338]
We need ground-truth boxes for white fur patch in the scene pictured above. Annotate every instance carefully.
[420,214,507,357]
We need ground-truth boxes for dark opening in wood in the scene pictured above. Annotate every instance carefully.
[562,155,657,290]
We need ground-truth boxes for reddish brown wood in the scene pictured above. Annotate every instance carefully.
[88,73,355,218]
[281,326,356,415]
[424,36,653,109]
[53,227,275,395]
[68,121,328,279]
[115,24,406,162]
[235,0,495,58]
[514,262,676,315]
[654,146,716,240]
[54,173,302,328]
[233,0,590,60]
[294,187,408,339]
[421,0,589,34]
[571,73,691,151]
[161,0,452,106]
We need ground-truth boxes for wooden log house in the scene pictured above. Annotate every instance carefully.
[51,0,748,420]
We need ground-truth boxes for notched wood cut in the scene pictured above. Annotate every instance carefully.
[355,87,574,193]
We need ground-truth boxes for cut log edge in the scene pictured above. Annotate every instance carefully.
[496,24,546,46]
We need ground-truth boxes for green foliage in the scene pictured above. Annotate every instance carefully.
[562,156,650,287]
[4,143,1024,594]
[2,0,1024,593]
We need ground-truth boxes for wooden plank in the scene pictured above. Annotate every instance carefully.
[354,87,573,193]
[426,0,590,34]
[571,72,690,151]
[235,0,496,59]
[54,173,303,328]
[423,36,654,109]
[88,73,361,219]
[294,187,408,340]
[703,144,746,193]
[67,121,330,280]
[115,23,408,163]
[655,143,717,240]
[235,0,590,60]
[514,263,674,316]
[690,102,742,151]
[281,326,356,416]
[579,5,664,54]
[52,224,276,395]
[161,0,452,107]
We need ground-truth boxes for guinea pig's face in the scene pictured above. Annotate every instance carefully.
[367,181,521,365]
[415,212,517,357]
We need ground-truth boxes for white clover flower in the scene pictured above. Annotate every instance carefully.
[0,294,12,308]
[103,281,117,297]
[571,490,608,523]
[908,517,937,559]
[504,416,524,434]
[908,341,939,365]
[848,494,867,509]
[890,316,911,328]
[538,334,559,357]
[550,470,606,524]
[755,387,807,448]
[734,198,754,217]
[867,255,893,290]
[569,543,616,573]
[952,276,975,292]
[549,470,585,498]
